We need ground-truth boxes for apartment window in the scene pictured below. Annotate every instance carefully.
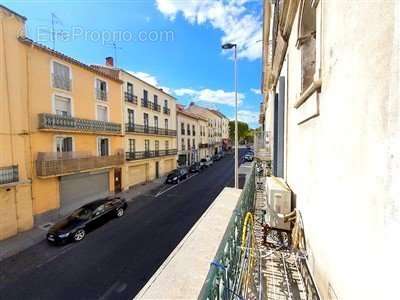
[181,138,185,151]
[165,141,169,150]
[155,140,159,153]
[192,125,195,136]
[127,82,133,95]
[154,95,158,106]
[98,138,109,156]
[164,99,168,108]
[181,122,185,135]
[97,105,108,122]
[192,139,195,149]
[56,136,73,152]
[164,119,168,130]
[144,113,149,128]
[298,0,316,92]
[145,139,150,152]
[154,116,159,129]
[127,109,134,125]
[187,124,190,135]
[52,61,71,91]
[54,95,72,117]
[143,90,148,101]
[128,139,135,153]
[96,79,107,101]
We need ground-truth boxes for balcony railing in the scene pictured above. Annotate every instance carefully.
[125,92,138,104]
[141,99,161,112]
[125,123,177,136]
[199,165,256,299]
[126,149,178,161]
[52,74,71,91]
[39,113,122,134]
[163,107,170,115]
[199,143,209,149]
[0,165,19,185]
[96,89,107,101]
[36,151,124,177]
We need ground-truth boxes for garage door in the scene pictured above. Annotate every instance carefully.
[164,159,174,173]
[60,172,109,215]
[128,165,147,187]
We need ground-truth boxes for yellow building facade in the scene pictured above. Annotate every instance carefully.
[0,5,124,238]
[176,104,209,166]
[94,61,177,189]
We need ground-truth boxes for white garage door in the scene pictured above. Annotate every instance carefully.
[60,172,109,215]
[128,165,147,187]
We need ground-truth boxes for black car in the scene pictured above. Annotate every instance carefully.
[47,197,127,245]
[189,162,201,173]
[165,167,188,184]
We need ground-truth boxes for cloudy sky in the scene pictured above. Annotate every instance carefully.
[3,0,263,127]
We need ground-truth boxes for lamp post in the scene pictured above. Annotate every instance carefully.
[221,43,238,189]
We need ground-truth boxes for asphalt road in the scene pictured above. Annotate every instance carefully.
[0,151,245,300]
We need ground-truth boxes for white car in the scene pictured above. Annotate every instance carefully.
[200,157,213,168]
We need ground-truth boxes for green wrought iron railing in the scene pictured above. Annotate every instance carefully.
[199,163,255,299]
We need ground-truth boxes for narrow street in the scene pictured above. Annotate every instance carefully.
[0,151,243,300]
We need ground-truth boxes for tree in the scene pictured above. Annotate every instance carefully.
[229,121,253,143]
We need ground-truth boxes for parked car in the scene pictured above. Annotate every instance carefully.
[189,162,201,173]
[47,197,127,245]
[165,167,188,184]
[244,152,254,162]
[200,156,213,168]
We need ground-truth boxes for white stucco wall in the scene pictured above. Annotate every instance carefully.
[269,1,399,299]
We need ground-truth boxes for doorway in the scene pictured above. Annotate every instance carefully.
[155,161,160,179]
[114,168,122,193]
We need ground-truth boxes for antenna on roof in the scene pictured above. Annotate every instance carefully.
[104,42,122,67]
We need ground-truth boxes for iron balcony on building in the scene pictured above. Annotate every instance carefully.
[96,88,107,101]
[52,73,71,91]
[39,113,122,135]
[125,123,177,136]
[125,149,178,161]
[36,151,124,177]
[163,107,170,115]
[125,92,138,104]
[0,165,19,185]
[141,99,161,112]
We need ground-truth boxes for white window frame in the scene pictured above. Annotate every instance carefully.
[94,77,108,101]
[52,92,74,117]
[97,136,111,156]
[95,103,110,122]
[50,59,72,91]
[53,135,75,152]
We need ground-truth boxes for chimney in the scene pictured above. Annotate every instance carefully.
[105,56,114,67]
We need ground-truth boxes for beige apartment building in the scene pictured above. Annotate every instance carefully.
[94,58,177,188]
[186,103,230,155]
[260,0,399,299]
[176,104,208,166]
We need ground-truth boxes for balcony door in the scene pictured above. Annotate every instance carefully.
[54,95,72,117]
[98,138,109,156]
[127,82,133,95]
[56,137,73,153]
[155,140,159,156]
[144,113,149,132]
[143,90,148,102]
[127,109,134,126]
[145,140,150,157]
[154,116,159,132]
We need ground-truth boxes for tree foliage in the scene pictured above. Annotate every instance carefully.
[228,121,253,143]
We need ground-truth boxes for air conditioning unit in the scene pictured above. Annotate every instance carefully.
[265,176,291,231]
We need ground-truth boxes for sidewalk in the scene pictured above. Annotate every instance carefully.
[0,176,166,262]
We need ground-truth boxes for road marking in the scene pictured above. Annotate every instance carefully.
[155,173,199,198]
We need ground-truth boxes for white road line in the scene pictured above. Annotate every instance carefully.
[155,173,199,198]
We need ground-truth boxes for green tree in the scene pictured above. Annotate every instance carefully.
[229,121,253,143]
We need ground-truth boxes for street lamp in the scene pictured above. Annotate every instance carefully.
[221,42,238,189]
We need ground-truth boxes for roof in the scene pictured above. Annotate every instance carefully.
[176,104,208,121]
[0,5,27,21]
[92,65,177,100]
[18,37,123,83]
[207,109,228,119]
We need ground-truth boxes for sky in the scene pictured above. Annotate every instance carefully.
[2,0,263,128]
